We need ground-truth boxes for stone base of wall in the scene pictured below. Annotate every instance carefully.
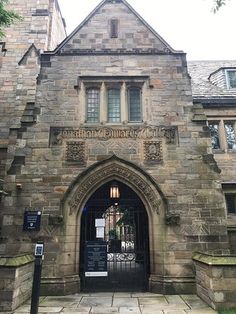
[40,275,80,296]
[0,254,34,312]
[193,252,236,310]
[149,275,196,294]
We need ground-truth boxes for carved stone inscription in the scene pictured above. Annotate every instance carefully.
[144,141,162,163]
[66,141,85,164]
[50,126,176,146]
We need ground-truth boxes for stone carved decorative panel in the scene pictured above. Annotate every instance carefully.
[68,162,162,215]
[66,141,85,164]
[50,126,177,146]
[144,141,162,163]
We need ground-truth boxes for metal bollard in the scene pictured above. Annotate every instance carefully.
[30,242,44,314]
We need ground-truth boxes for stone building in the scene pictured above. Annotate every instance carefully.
[0,0,235,311]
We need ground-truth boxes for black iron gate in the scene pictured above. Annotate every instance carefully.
[79,182,149,292]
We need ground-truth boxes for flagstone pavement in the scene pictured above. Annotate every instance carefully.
[5,293,218,314]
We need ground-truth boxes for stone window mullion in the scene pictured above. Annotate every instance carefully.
[100,82,106,123]
[219,120,227,151]
[121,82,127,123]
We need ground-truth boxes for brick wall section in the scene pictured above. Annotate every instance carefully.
[193,252,236,310]
[0,255,34,311]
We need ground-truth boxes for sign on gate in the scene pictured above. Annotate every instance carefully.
[85,241,108,277]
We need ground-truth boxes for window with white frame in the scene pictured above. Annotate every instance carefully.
[208,119,236,151]
[226,69,236,89]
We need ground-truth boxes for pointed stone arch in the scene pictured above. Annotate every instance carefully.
[60,155,167,291]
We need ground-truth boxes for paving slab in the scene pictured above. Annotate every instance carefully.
[165,295,187,305]
[185,309,217,314]
[91,306,119,313]
[138,296,168,306]
[38,307,64,312]
[62,307,91,313]
[132,292,163,298]
[163,310,186,314]
[79,296,112,307]
[40,296,81,308]
[114,292,132,297]
[139,307,164,314]
[119,307,142,314]
[113,297,139,307]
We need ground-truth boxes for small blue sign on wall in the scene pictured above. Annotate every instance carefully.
[23,210,41,231]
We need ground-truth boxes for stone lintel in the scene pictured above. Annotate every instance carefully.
[0,254,34,267]
[193,252,236,266]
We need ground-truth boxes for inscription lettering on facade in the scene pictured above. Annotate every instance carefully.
[144,141,163,163]
[66,141,85,164]
[50,126,176,145]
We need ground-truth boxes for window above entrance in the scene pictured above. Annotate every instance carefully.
[78,76,148,125]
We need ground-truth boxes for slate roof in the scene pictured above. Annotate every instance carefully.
[188,60,236,100]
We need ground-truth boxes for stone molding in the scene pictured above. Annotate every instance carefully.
[65,156,165,215]
[193,252,236,265]
[0,254,34,267]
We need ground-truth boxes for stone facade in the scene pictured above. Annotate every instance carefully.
[0,0,235,306]
[0,255,34,311]
[193,252,236,310]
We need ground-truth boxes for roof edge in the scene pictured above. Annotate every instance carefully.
[44,0,184,55]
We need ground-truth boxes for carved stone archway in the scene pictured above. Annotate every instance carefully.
[61,155,167,292]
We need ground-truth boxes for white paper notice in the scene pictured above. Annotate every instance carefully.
[95,218,105,227]
[96,227,105,238]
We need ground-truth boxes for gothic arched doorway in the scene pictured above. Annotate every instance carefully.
[79,180,150,292]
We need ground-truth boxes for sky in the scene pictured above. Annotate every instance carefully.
[57,0,236,61]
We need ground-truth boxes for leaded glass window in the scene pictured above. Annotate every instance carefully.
[209,122,220,149]
[224,122,236,149]
[226,70,236,89]
[225,194,236,214]
[128,87,141,122]
[86,88,100,123]
[108,88,120,123]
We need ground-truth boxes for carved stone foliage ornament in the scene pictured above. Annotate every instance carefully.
[144,141,162,163]
[66,141,85,164]
[68,163,162,215]
[50,126,177,146]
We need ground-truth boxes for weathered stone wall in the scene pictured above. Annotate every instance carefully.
[0,255,34,312]
[0,0,230,295]
[193,252,236,310]
[0,0,66,167]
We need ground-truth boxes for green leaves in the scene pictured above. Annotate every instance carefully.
[0,0,22,38]
[212,0,230,13]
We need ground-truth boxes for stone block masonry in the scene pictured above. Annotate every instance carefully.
[0,254,34,311]
[193,252,236,310]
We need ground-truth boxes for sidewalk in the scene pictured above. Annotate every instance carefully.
[7,293,217,314]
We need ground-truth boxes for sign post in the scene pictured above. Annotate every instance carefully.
[30,242,44,314]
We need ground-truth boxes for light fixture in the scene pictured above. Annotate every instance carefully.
[110,181,120,199]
